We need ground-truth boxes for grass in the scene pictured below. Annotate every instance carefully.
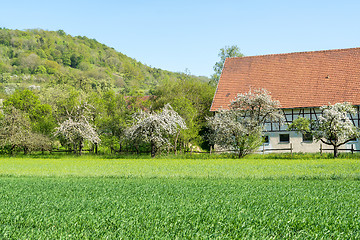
[0,154,360,179]
[0,154,360,238]
[1,177,360,239]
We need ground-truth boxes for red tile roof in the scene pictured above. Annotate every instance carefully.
[210,47,360,111]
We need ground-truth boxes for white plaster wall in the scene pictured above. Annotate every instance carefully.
[262,131,360,154]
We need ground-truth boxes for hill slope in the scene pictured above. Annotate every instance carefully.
[0,28,208,97]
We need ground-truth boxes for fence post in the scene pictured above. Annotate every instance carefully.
[290,143,293,158]
[351,144,354,154]
[262,143,265,154]
[210,146,212,155]
[320,144,322,155]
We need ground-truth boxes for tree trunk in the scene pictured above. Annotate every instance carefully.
[10,145,15,155]
[136,144,139,154]
[151,142,156,158]
[174,131,180,155]
[333,145,339,158]
[238,140,246,158]
[238,150,244,158]
[79,141,83,155]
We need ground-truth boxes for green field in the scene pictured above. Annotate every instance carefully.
[1,156,360,239]
[1,155,360,179]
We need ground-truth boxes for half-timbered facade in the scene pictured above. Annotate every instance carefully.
[211,48,360,153]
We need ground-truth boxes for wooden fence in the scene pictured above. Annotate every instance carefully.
[185,143,360,155]
[185,143,294,155]
[50,143,359,156]
[50,149,94,153]
[319,143,360,154]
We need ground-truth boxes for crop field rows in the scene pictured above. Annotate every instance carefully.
[0,156,360,239]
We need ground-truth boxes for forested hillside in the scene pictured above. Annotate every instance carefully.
[0,28,208,96]
[0,28,215,154]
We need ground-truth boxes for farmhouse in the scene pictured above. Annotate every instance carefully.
[211,47,360,153]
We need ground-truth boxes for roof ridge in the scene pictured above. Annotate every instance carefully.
[228,47,360,60]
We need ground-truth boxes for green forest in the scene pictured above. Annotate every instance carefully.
[0,28,216,154]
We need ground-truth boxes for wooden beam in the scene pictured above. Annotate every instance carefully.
[313,108,318,120]
[282,109,288,123]
[349,111,356,126]
[357,106,360,127]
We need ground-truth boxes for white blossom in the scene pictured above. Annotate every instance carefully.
[126,104,187,157]
[230,88,283,126]
[207,108,263,158]
[208,89,282,157]
[55,117,100,154]
[315,102,359,157]
[289,102,359,158]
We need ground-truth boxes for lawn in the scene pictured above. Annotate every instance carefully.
[0,155,360,239]
[0,155,360,179]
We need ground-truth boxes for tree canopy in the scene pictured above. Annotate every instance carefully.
[0,107,51,154]
[208,89,282,158]
[126,104,187,157]
[210,45,243,86]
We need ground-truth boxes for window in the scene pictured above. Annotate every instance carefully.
[263,135,269,144]
[279,134,290,143]
[302,132,313,142]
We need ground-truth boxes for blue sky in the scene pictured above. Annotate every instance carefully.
[1,0,359,77]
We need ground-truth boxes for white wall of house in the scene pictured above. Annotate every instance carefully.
[213,106,360,154]
[261,107,360,154]
[262,131,359,154]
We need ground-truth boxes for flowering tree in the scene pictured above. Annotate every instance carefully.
[55,102,100,155]
[55,117,100,154]
[289,102,359,158]
[0,107,52,154]
[208,89,283,158]
[207,109,264,158]
[126,104,187,157]
[230,88,283,127]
